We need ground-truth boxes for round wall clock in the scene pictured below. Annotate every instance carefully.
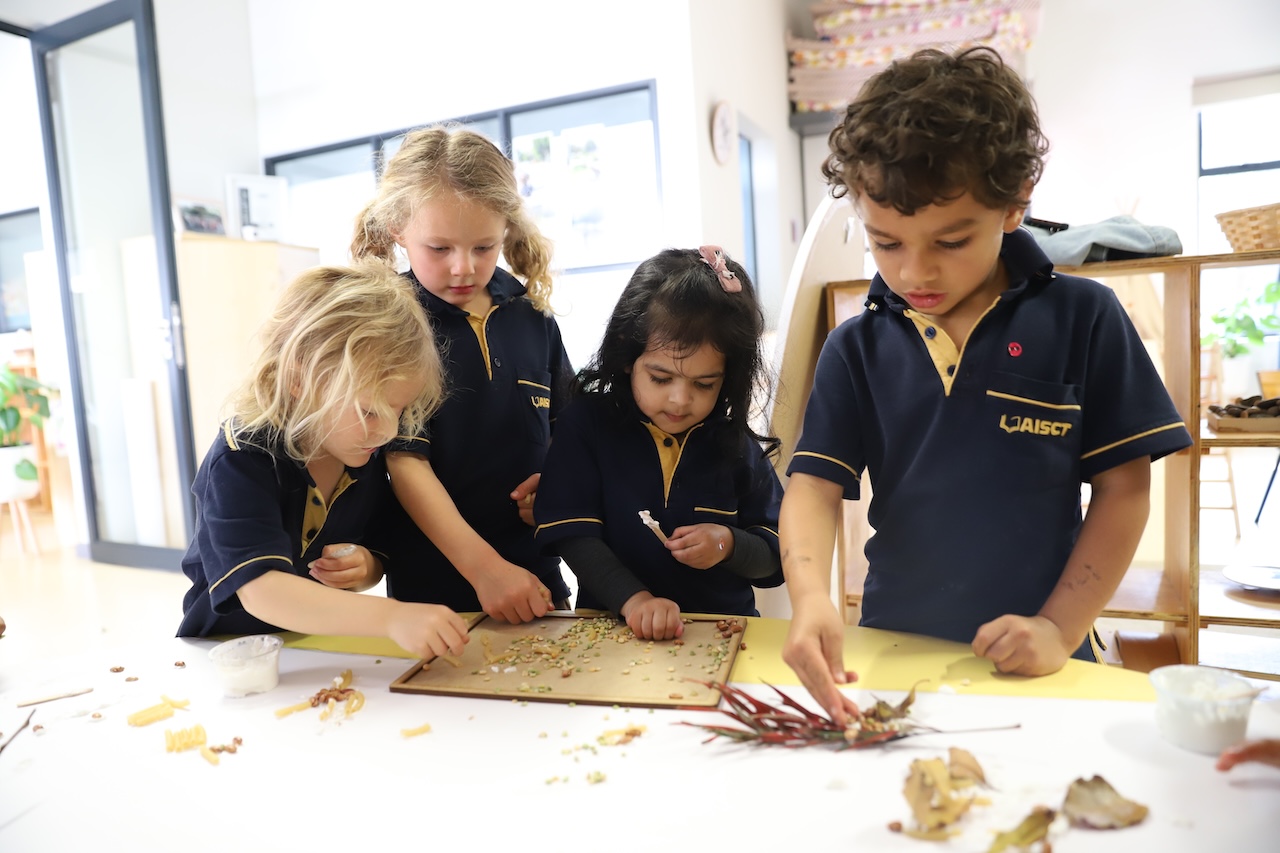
[710,101,734,165]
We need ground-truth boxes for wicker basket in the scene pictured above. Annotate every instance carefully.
[1215,202,1280,252]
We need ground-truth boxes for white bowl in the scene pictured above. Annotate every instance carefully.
[209,634,283,697]
[1149,664,1259,754]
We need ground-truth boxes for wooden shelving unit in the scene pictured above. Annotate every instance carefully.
[1063,247,1280,678]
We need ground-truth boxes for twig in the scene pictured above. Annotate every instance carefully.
[0,709,36,756]
[16,687,93,708]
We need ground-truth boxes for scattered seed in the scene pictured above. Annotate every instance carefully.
[174,661,186,668]
[110,666,124,673]
[888,821,903,833]
[125,676,139,682]
[90,712,103,721]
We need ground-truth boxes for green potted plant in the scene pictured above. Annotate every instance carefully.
[0,361,52,499]
[1201,280,1280,359]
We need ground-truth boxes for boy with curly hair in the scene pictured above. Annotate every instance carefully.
[780,46,1191,723]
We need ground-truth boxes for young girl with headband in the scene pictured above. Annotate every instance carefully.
[534,247,784,640]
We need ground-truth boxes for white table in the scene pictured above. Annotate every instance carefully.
[2,631,1278,852]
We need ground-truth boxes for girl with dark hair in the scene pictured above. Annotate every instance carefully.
[534,247,784,640]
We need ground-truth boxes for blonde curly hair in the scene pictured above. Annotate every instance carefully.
[229,259,444,463]
[351,125,555,314]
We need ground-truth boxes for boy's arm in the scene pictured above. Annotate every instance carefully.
[386,451,551,623]
[780,472,861,727]
[974,456,1151,675]
[236,570,468,658]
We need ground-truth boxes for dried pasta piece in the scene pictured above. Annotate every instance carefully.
[199,745,220,766]
[127,696,190,727]
[401,722,432,738]
[164,724,207,753]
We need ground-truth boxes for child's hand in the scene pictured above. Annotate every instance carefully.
[473,559,553,623]
[972,614,1071,676]
[666,524,732,570]
[308,543,372,590]
[781,592,860,727]
[510,473,540,527]
[1217,739,1280,771]
[620,592,684,640]
[388,602,470,659]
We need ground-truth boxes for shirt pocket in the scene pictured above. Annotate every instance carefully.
[984,371,1083,484]
[516,369,553,447]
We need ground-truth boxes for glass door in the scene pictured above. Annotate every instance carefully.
[28,0,195,568]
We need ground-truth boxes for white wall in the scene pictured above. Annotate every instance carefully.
[153,0,261,205]
[0,31,44,215]
[1028,0,1280,253]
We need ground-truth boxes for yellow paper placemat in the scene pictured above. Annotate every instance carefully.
[730,619,1155,702]
[280,616,1155,702]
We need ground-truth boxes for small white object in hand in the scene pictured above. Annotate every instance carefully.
[638,510,667,542]
[331,544,357,558]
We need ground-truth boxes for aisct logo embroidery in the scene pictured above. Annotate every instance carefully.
[531,396,551,409]
[999,414,1073,436]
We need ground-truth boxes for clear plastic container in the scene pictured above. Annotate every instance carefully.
[209,634,283,697]
[1149,664,1260,754]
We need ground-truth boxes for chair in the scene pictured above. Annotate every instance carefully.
[1256,370,1280,524]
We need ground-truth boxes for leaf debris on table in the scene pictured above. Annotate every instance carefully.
[1062,775,1148,829]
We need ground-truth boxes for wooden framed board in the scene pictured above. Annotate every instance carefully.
[389,612,746,708]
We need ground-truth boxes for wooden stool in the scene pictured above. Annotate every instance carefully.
[1,497,40,555]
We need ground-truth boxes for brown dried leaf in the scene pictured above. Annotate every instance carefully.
[948,746,987,785]
[868,679,928,722]
[904,758,973,831]
[988,806,1055,853]
[1062,775,1149,829]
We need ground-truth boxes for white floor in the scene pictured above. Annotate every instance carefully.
[1,445,1277,671]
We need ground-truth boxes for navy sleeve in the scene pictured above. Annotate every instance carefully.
[191,448,295,616]
[786,326,866,499]
[546,316,574,431]
[1077,283,1192,479]
[534,401,606,548]
[723,442,784,586]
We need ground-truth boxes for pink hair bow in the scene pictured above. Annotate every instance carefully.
[698,245,741,293]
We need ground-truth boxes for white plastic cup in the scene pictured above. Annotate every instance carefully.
[209,634,283,697]
[1149,664,1258,754]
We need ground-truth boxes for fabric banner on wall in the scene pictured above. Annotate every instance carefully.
[787,0,1041,113]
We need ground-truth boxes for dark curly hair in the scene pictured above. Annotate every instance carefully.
[576,248,779,460]
[823,46,1048,215]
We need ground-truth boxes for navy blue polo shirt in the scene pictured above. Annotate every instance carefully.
[534,394,784,617]
[177,422,394,637]
[382,267,573,607]
[788,227,1192,647]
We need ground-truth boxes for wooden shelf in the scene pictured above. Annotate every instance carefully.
[1201,421,1280,449]
[1200,569,1280,627]
[1068,249,1280,672]
[1103,563,1187,622]
[1059,247,1280,276]
[1198,629,1280,681]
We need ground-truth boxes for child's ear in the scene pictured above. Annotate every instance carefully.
[1003,181,1035,233]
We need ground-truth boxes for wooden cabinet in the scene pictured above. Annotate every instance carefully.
[168,234,319,458]
[1059,248,1280,679]
[121,231,319,497]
